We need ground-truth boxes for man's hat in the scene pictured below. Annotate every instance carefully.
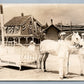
[60,32,66,36]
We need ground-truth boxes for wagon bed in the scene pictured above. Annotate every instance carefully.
[0,44,39,70]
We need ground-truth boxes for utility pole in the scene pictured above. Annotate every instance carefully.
[61,21,63,31]
[70,21,72,33]
[0,5,4,46]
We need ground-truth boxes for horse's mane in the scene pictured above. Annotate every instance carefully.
[65,33,73,41]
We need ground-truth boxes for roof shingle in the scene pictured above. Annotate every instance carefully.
[4,15,31,26]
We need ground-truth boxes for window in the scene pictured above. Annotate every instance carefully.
[7,27,14,34]
[14,26,19,33]
[28,27,32,34]
[22,26,26,31]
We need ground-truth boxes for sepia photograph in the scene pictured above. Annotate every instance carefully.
[0,4,84,81]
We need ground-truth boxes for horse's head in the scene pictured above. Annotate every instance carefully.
[71,32,83,48]
[72,32,80,43]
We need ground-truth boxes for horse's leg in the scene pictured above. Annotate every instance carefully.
[41,52,49,72]
[44,53,49,71]
[66,52,70,75]
[37,54,43,69]
[59,56,64,79]
[63,52,70,78]
[79,55,84,76]
[59,51,69,79]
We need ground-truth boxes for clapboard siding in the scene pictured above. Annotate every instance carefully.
[44,25,60,40]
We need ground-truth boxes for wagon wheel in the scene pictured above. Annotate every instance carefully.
[19,66,22,71]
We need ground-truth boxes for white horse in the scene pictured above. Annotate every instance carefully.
[70,32,84,76]
[37,32,82,79]
[76,37,84,76]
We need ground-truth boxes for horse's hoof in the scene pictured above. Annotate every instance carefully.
[59,76,67,79]
[19,69,22,71]
[42,69,46,72]
[44,70,46,72]
[63,76,67,78]
[80,74,83,76]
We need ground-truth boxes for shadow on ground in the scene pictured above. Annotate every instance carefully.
[2,66,36,71]
[47,70,80,79]
[47,70,59,74]
[65,72,80,79]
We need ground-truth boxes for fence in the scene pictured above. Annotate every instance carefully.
[3,41,39,46]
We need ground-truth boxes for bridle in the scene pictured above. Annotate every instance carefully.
[73,42,83,49]
[65,33,83,49]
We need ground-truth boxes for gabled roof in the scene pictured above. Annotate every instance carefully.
[4,15,42,27]
[43,24,60,32]
[4,15,31,26]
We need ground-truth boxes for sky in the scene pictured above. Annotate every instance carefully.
[1,4,84,25]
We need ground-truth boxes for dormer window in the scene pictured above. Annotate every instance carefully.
[14,26,19,33]
[28,27,32,34]
[22,26,26,31]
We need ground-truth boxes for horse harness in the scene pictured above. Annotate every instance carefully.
[73,42,83,49]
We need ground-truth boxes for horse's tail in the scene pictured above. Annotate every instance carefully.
[39,41,44,54]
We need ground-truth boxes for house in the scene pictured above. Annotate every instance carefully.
[43,21,84,41]
[56,24,84,39]
[43,19,60,41]
[4,13,42,44]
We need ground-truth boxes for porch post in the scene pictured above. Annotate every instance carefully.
[6,37,8,46]
[32,37,34,42]
[26,37,28,44]
[18,37,21,44]
[13,37,15,46]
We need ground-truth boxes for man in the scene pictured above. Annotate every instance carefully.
[60,32,66,40]
[27,41,37,61]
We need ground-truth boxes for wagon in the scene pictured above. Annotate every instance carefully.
[0,43,39,70]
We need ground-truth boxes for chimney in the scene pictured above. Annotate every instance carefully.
[51,19,53,25]
[0,5,3,14]
[21,13,24,17]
